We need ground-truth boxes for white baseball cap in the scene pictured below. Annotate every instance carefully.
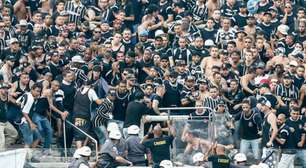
[108,130,122,140]
[277,24,289,35]
[234,153,247,162]
[192,152,204,163]
[127,125,140,135]
[159,160,173,168]
[71,55,85,63]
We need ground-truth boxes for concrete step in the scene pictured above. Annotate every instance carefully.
[27,162,96,168]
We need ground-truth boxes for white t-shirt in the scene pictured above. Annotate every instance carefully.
[81,86,98,102]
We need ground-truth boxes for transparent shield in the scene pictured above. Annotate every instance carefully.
[172,119,213,166]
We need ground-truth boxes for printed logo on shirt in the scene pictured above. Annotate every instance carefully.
[154,140,166,146]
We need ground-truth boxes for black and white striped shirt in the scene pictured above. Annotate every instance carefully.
[93,98,113,127]
[191,2,208,21]
[64,0,87,24]
[215,28,236,48]
[203,96,223,115]
[276,84,299,105]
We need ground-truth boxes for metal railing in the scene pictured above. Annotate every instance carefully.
[63,120,99,162]
[141,107,216,137]
[140,106,217,162]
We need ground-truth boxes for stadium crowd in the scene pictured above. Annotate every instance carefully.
[0,0,305,167]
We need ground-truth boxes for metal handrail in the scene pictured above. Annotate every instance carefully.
[63,120,99,162]
[140,106,217,138]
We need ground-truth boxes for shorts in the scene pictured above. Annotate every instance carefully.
[74,118,91,141]
[19,122,41,146]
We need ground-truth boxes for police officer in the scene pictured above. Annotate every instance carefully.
[97,130,133,168]
[68,146,91,168]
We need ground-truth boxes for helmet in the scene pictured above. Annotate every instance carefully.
[127,125,140,135]
[192,152,204,163]
[108,130,122,140]
[107,122,119,132]
[234,153,247,162]
[159,160,173,168]
[77,146,91,157]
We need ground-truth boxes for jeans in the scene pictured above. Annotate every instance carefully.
[19,122,41,146]
[240,138,261,160]
[32,114,53,148]
[296,149,306,168]
[94,125,108,145]
[0,121,18,150]
[278,153,295,168]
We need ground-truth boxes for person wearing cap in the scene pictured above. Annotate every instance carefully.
[232,2,248,28]
[68,146,91,168]
[0,83,18,150]
[275,73,299,107]
[180,76,196,114]
[257,11,274,40]
[125,125,148,166]
[257,98,278,163]
[162,70,183,111]
[97,130,133,167]
[0,55,15,83]
[92,89,117,145]
[0,38,22,66]
[70,55,88,88]
[16,19,33,52]
[234,99,262,160]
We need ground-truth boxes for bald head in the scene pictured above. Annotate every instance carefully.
[277,113,286,125]
[153,124,162,137]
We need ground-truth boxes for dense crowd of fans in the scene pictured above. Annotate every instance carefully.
[0,0,305,167]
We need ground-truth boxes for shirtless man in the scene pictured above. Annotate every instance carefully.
[200,45,222,79]
[13,0,30,21]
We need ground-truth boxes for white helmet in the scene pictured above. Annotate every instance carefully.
[159,160,173,168]
[234,153,247,162]
[107,122,119,132]
[77,146,91,157]
[192,152,204,163]
[127,125,140,135]
[108,130,122,140]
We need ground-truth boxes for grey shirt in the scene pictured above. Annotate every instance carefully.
[126,135,147,163]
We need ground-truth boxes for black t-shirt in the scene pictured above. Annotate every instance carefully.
[143,135,174,164]
[0,99,8,123]
[124,101,150,127]
[33,97,50,116]
[208,154,230,168]
[286,117,305,149]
